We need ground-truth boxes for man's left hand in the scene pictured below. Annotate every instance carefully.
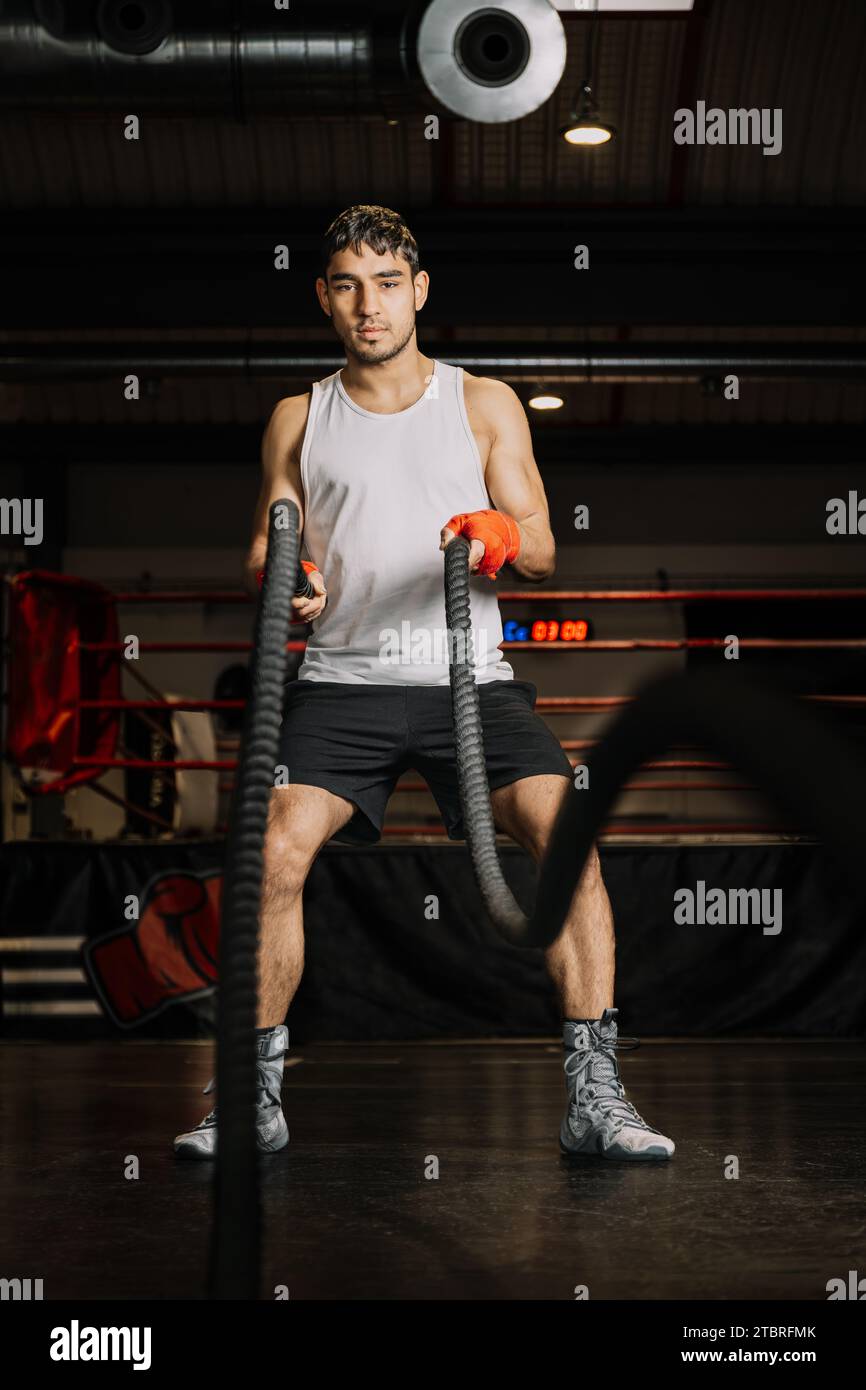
[439,509,521,580]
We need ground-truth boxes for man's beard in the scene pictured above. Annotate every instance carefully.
[339,317,416,366]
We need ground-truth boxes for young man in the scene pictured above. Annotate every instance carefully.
[174,205,674,1163]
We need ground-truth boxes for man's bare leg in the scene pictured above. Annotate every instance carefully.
[490,773,674,1159]
[490,774,614,1018]
[258,783,355,1027]
[174,781,354,1158]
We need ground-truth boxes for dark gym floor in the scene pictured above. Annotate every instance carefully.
[1,1038,863,1300]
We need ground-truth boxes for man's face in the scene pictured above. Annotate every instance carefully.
[317,243,429,366]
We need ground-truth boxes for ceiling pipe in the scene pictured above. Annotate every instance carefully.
[2,343,865,382]
[0,0,566,123]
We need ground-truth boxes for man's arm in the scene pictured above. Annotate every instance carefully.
[245,392,326,620]
[465,377,556,582]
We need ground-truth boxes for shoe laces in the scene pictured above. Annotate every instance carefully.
[256,1054,284,1110]
[200,1053,283,1120]
[565,1030,658,1137]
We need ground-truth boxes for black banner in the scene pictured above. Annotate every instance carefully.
[0,839,863,1039]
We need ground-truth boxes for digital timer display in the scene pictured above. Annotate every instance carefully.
[503,619,591,642]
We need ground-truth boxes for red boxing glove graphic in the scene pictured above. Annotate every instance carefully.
[83,871,221,1028]
[440,509,521,578]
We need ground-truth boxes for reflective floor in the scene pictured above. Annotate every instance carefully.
[1,1038,863,1300]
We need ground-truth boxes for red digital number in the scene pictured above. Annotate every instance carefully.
[531,618,589,641]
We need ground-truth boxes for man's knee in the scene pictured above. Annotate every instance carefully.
[263,801,326,898]
[263,831,316,898]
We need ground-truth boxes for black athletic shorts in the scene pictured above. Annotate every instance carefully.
[276,678,573,845]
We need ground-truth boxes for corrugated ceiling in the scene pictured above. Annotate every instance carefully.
[0,0,863,427]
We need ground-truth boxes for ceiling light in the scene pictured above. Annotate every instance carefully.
[561,81,615,146]
[560,8,615,147]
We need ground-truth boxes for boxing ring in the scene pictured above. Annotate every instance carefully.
[3,505,866,1297]
[6,572,865,841]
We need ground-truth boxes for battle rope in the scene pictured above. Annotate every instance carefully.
[207,523,864,1295]
[444,534,866,948]
[208,499,309,1300]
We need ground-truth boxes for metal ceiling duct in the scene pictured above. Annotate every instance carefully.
[417,0,566,124]
[0,0,567,123]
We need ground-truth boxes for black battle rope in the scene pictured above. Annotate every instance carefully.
[208,499,309,1300]
[444,535,866,948]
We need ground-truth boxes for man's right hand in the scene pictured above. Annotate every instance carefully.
[255,560,328,621]
[292,562,327,621]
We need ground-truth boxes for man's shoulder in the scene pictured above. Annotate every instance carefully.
[265,391,312,459]
[270,389,312,428]
[462,372,521,412]
[462,373,526,435]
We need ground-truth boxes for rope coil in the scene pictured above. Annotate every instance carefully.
[206,517,866,1299]
[208,499,305,1300]
[444,536,866,949]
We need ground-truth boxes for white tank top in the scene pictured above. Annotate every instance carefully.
[297,358,514,686]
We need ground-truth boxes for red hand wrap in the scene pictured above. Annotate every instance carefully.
[257,560,321,591]
[442,509,521,577]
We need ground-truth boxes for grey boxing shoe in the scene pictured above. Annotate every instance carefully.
[560,1009,675,1161]
[173,1024,290,1160]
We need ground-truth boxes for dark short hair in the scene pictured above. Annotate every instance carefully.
[321,205,420,280]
